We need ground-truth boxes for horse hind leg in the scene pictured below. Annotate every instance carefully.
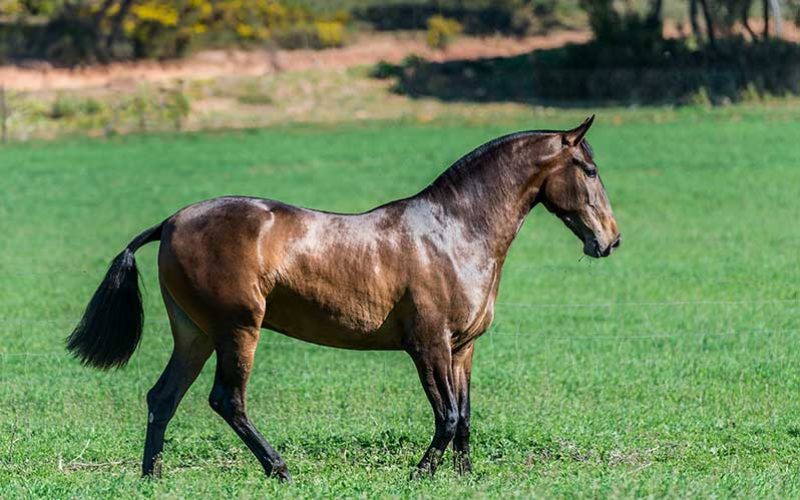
[208,326,291,481]
[142,288,213,477]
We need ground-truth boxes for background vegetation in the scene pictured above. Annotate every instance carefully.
[367,0,800,103]
[3,0,800,104]
[0,0,350,64]
[1,106,799,497]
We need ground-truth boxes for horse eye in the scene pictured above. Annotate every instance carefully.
[585,167,597,178]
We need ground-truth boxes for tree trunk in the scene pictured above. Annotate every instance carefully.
[90,0,117,62]
[698,0,716,48]
[647,0,663,24]
[689,0,702,41]
[105,0,135,57]
[769,0,782,37]
[742,0,757,40]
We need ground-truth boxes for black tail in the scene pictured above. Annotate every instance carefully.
[67,223,163,370]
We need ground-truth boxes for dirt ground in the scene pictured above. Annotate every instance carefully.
[0,31,591,92]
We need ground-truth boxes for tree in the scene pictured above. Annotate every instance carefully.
[579,0,664,44]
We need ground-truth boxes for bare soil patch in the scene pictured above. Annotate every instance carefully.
[0,31,590,92]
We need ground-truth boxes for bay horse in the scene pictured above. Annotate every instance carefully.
[67,116,620,481]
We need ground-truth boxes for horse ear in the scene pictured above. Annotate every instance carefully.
[563,115,595,147]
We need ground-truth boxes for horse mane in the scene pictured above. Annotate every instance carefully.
[421,129,557,200]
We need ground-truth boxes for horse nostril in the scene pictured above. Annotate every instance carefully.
[612,234,622,249]
[595,240,604,258]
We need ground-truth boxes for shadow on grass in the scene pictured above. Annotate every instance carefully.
[374,38,800,106]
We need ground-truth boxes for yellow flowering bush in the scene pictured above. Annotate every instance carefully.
[131,2,178,26]
[2,0,350,63]
[0,0,24,16]
[426,15,462,50]
[315,20,345,48]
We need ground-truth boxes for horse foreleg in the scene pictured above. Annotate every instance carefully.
[208,327,291,482]
[407,336,458,479]
[452,343,474,474]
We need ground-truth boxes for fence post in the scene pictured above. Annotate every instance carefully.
[174,79,187,132]
[1,85,8,144]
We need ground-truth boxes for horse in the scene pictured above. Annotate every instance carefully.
[67,116,620,481]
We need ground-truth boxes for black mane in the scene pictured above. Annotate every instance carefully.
[424,129,555,197]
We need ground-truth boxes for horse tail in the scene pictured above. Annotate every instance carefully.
[66,222,164,370]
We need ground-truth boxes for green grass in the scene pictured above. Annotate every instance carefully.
[1,106,800,498]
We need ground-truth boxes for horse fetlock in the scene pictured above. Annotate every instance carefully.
[412,447,444,479]
[410,461,439,480]
[142,452,163,479]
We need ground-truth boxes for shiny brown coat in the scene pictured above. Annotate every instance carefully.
[68,116,620,480]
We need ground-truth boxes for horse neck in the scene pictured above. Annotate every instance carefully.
[419,134,546,259]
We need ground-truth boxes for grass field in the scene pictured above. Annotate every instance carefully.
[1,106,800,498]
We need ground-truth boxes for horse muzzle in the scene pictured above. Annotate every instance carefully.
[585,233,621,258]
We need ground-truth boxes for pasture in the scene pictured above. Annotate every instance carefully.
[1,106,800,497]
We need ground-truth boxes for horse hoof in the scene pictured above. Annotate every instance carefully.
[270,465,292,483]
[455,462,473,475]
[454,454,473,475]
[409,466,434,480]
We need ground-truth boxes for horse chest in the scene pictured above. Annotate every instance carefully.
[448,261,499,340]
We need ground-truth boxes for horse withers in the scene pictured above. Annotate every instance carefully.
[67,116,620,481]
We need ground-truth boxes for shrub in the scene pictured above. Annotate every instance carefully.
[81,98,102,115]
[3,0,350,64]
[355,1,546,36]
[370,60,400,79]
[272,21,346,50]
[127,2,187,59]
[426,15,462,51]
[315,20,345,48]
[49,94,81,119]
[687,86,712,107]
[237,82,273,105]
[128,91,152,131]
[237,93,273,105]
[47,94,104,120]
[164,86,190,131]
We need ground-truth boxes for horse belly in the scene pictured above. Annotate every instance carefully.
[261,287,406,350]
